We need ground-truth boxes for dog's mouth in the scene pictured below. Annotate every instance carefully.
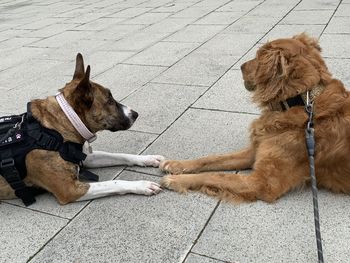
[244,80,256,92]
[108,109,139,132]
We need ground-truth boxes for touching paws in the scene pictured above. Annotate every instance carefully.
[132,180,162,196]
[139,155,165,167]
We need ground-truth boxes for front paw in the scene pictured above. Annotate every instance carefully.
[132,180,162,196]
[160,160,187,175]
[160,175,188,193]
[141,155,165,167]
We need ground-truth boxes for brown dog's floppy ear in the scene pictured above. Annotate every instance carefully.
[73,53,85,80]
[258,48,289,80]
[254,47,289,103]
[293,33,321,52]
[73,65,94,110]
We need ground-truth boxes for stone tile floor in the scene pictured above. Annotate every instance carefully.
[0,0,349,262]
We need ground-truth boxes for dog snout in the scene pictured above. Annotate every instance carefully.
[240,62,246,72]
[131,110,138,121]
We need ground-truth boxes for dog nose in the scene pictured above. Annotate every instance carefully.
[240,63,246,71]
[131,110,138,120]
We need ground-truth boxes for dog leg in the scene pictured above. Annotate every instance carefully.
[160,147,255,174]
[161,167,307,203]
[76,180,162,201]
[83,151,165,168]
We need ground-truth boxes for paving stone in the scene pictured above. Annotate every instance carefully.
[131,0,169,8]
[22,23,79,38]
[193,11,244,25]
[93,64,167,100]
[52,7,92,18]
[27,30,94,48]
[84,50,135,76]
[223,16,279,34]
[144,17,196,33]
[185,253,226,263]
[125,41,199,66]
[62,11,111,24]
[295,0,339,10]
[171,6,213,19]
[0,36,42,51]
[323,16,350,34]
[325,58,350,88]
[87,23,146,41]
[35,39,110,61]
[194,70,260,114]
[0,46,48,72]
[5,130,158,218]
[0,28,31,40]
[15,17,64,30]
[106,7,152,18]
[334,3,350,16]
[192,190,350,263]
[155,33,260,86]
[0,59,62,92]
[29,171,218,263]
[320,34,350,58]
[121,11,170,25]
[0,203,68,263]
[74,17,125,31]
[247,4,293,18]
[230,43,262,70]
[108,30,171,51]
[260,24,325,43]
[281,10,334,25]
[122,82,207,134]
[193,0,233,8]
[130,108,257,176]
[216,1,262,12]
[164,24,226,43]
[151,2,193,13]
[153,51,236,86]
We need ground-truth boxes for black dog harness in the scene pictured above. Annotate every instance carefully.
[0,103,97,206]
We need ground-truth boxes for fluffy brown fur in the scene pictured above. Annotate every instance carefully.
[160,33,350,203]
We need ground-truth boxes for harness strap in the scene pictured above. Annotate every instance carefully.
[0,105,98,206]
[79,169,99,182]
[0,158,36,206]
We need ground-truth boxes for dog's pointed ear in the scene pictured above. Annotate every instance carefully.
[73,53,85,80]
[73,65,94,110]
[293,33,321,52]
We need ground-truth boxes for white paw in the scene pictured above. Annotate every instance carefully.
[132,180,162,196]
[140,155,165,167]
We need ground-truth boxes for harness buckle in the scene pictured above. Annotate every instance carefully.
[0,158,15,168]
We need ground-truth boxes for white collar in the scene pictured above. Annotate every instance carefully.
[55,92,96,143]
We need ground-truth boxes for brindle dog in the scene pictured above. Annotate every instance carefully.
[0,54,163,205]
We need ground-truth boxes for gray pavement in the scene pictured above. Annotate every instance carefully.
[0,0,349,262]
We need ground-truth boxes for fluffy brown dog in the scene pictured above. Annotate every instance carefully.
[160,33,350,203]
